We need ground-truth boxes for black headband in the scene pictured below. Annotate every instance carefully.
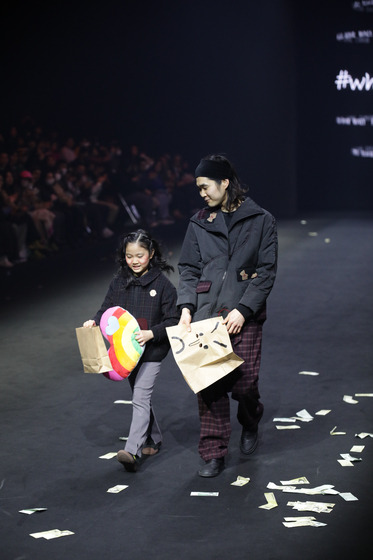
[194,159,232,180]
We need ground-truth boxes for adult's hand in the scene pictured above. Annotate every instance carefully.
[222,309,244,334]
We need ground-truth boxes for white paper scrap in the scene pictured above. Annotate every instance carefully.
[355,393,373,397]
[276,425,301,430]
[99,452,117,460]
[338,459,354,467]
[355,432,373,439]
[340,453,362,463]
[231,476,250,487]
[324,238,331,244]
[299,371,319,376]
[190,492,219,497]
[339,492,358,501]
[350,445,364,453]
[330,426,346,435]
[30,529,74,540]
[315,410,331,416]
[284,516,316,521]
[119,436,128,441]
[280,477,310,485]
[107,485,128,493]
[273,417,297,423]
[283,519,327,528]
[308,232,318,237]
[296,409,314,422]
[19,508,47,515]
[268,483,338,495]
[114,400,132,404]
[259,492,278,510]
[343,395,358,404]
[287,500,335,513]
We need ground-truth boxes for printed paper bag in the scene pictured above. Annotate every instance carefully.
[166,316,244,393]
[75,326,112,374]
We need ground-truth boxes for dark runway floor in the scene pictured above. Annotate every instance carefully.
[1,213,373,560]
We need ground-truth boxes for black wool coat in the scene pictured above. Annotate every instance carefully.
[93,267,179,362]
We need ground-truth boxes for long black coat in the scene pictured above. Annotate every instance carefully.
[93,267,179,362]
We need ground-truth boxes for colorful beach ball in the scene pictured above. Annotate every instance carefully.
[99,306,145,381]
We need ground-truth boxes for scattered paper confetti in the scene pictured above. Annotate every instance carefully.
[300,220,307,225]
[280,477,310,485]
[338,459,354,467]
[114,400,132,404]
[267,483,338,495]
[299,371,319,376]
[330,426,346,435]
[283,518,327,528]
[231,476,250,487]
[276,425,301,430]
[119,436,128,441]
[343,395,358,404]
[30,530,74,540]
[287,501,335,513]
[296,409,313,422]
[308,232,318,237]
[99,452,117,460]
[339,493,358,501]
[315,410,331,416]
[324,238,331,244]
[19,508,47,515]
[350,445,364,453]
[190,492,219,497]
[355,393,373,397]
[355,432,373,439]
[273,417,297,423]
[107,485,128,493]
[259,493,278,510]
[340,453,362,463]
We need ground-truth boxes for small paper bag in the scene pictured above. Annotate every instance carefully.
[75,326,112,374]
[166,316,244,393]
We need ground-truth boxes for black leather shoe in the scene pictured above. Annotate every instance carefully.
[198,457,225,478]
[240,428,258,455]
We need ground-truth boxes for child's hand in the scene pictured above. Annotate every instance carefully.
[83,320,96,328]
[135,330,154,346]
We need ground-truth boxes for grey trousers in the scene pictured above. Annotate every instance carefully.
[124,361,162,456]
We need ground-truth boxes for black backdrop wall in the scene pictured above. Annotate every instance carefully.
[1,0,372,218]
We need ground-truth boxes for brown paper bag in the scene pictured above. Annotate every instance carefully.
[75,326,113,374]
[166,316,244,393]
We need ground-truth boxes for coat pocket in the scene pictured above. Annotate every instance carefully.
[196,281,212,294]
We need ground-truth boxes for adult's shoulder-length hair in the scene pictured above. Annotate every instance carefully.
[202,154,248,211]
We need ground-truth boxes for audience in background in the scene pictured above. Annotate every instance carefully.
[0,118,200,268]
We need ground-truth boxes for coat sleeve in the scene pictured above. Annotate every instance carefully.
[93,278,118,325]
[177,223,202,310]
[239,212,278,314]
[151,279,179,343]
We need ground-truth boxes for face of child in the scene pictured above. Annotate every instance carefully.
[125,242,154,277]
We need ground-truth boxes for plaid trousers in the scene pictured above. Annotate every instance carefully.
[197,321,264,461]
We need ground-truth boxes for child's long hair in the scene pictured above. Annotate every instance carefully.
[116,229,174,281]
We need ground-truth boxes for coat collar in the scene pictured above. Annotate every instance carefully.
[125,266,161,288]
[191,197,264,231]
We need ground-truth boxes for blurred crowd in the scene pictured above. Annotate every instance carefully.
[0,117,200,268]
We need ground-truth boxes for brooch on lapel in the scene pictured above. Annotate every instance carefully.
[149,290,157,297]
[207,212,217,223]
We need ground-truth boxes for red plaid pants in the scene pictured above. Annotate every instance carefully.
[197,321,264,460]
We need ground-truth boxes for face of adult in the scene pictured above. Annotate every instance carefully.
[196,176,229,209]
